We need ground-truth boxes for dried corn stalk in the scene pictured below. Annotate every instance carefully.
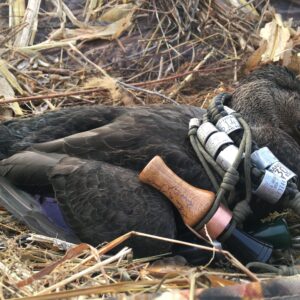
[0,60,23,115]
[14,0,41,47]
[9,0,25,28]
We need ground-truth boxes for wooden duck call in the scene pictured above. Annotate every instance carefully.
[139,156,273,263]
[139,155,231,239]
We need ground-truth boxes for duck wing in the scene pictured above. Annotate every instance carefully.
[0,176,79,243]
[0,151,177,256]
[0,104,209,188]
[30,105,211,189]
[0,105,126,159]
[48,156,177,256]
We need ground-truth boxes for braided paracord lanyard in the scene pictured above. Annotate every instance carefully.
[247,262,300,276]
[189,93,300,231]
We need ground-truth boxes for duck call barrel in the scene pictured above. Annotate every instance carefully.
[139,156,272,263]
[139,156,215,227]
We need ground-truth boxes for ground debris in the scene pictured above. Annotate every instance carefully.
[1,0,300,299]
[0,0,270,117]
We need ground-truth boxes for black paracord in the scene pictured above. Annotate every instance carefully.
[189,93,300,229]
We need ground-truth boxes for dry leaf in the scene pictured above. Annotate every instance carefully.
[84,76,134,105]
[260,14,291,62]
[110,11,133,40]
[244,14,300,74]
[143,264,190,279]
[51,12,133,42]
[142,256,190,279]
[100,4,135,23]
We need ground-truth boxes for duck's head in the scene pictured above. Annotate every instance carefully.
[231,64,300,144]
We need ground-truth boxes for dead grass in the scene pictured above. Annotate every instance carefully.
[0,0,268,118]
[0,0,300,299]
[0,209,266,299]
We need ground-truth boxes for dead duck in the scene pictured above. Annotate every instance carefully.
[0,105,209,256]
[0,64,299,256]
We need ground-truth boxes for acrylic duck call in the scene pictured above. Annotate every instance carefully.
[139,156,272,263]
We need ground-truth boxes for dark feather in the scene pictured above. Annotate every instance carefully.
[0,65,299,256]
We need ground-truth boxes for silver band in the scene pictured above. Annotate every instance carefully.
[268,161,297,181]
[216,115,242,135]
[224,106,236,115]
[216,145,239,171]
[254,170,287,204]
[251,147,279,170]
[189,118,200,129]
[205,132,233,158]
[197,122,218,145]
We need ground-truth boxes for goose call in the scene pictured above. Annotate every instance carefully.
[139,156,272,264]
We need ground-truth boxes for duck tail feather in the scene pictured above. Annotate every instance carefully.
[0,176,80,243]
